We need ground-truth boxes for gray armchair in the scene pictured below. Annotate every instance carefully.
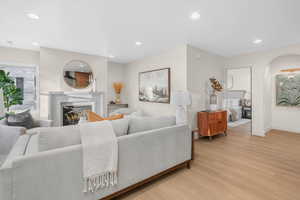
[0,118,53,166]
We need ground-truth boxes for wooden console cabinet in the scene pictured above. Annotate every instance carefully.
[198,110,227,140]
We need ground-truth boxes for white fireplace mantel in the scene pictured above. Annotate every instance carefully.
[47,91,104,126]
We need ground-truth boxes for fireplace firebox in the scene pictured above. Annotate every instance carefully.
[62,104,92,126]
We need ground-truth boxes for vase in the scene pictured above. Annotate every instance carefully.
[115,93,121,104]
[209,90,218,111]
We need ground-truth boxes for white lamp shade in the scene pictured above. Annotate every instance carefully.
[0,89,5,117]
[171,91,192,106]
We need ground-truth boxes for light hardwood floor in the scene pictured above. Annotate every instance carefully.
[228,121,252,134]
[118,129,300,200]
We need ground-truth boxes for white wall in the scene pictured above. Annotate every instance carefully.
[270,55,300,133]
[0,47,39,66]
[124,45,187,116]
[226,43,300,135]
[187,45,225,129]
[39,47,108,118]
[107,62,126,103]
[227,68,251,95]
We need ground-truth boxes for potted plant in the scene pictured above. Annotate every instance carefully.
[0,70,23,113]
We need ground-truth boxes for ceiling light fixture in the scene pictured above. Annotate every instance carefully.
[190,12,200,20]
[108,55,115,58]
[135,41,142,46]
[253,39,263,44]
[32,42,39,46]
[26,13,40,20]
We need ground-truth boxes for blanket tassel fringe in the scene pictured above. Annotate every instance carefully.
[83,171,118,193]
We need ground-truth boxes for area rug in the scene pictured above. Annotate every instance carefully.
[228,119,251,127]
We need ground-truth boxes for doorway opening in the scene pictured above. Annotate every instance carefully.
[224,67,252,135]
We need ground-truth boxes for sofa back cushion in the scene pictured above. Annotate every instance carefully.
[111,118,129,137]
[38,125,81,152]
[128,116,176,134]
[37,119,129,152]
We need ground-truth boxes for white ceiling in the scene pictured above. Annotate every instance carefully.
[1,0,300,63]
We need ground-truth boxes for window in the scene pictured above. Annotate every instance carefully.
[0,65,37,110]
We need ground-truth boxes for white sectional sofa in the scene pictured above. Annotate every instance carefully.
[0,116,192,200]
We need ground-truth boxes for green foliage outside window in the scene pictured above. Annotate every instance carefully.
[0,70,23,112]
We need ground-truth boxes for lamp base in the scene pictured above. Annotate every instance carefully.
[175,106,187,125]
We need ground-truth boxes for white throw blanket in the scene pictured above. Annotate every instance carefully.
[79,121,118,193]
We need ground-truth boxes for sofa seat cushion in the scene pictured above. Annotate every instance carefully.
[0,125,26,155]
[128,116,176,134]
[0,154,6,167]
[25,134,39,155]
[1,135,30,168]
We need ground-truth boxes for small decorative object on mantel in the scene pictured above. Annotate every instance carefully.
[113,82,124,104]
[209,77,223,111]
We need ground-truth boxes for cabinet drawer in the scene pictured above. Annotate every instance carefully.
[208,113,223,120]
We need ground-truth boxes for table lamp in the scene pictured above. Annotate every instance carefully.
[171,91,192,125]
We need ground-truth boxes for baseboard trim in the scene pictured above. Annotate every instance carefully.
[252,130,266,137]
[271,127,300,134]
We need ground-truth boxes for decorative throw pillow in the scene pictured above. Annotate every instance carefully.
[87,111,123,122]
[6,109,34,129]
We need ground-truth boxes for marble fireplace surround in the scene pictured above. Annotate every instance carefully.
[48,91,104,126]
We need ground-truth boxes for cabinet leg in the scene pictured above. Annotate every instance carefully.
[209,136,212,141]
[224,131,227,136]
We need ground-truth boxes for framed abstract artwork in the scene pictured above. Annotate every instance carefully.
[139,68,170,103]
[276,74,300,106]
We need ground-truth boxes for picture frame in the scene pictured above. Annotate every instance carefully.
[276,73,300,106]
[139,68,170,103]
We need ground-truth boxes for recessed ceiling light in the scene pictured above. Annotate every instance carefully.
[108,55,115,58]
[135,41,142,46]
[26,13,40,20]
[253,39,263,44]
[190,12,200,20]
[32,42,39,46]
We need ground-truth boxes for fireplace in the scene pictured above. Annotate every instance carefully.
[47,91,104,126]
[62,103,92,126]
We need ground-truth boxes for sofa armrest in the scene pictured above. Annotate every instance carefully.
[0,125,26,155]
[33,119,53,128]
[0,167,13,200]
[11,145,86,200]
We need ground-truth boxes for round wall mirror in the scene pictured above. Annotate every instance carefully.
[63,60,93,89]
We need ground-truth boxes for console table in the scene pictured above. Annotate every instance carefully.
[197,110,227,140]
[107,104,128,115]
